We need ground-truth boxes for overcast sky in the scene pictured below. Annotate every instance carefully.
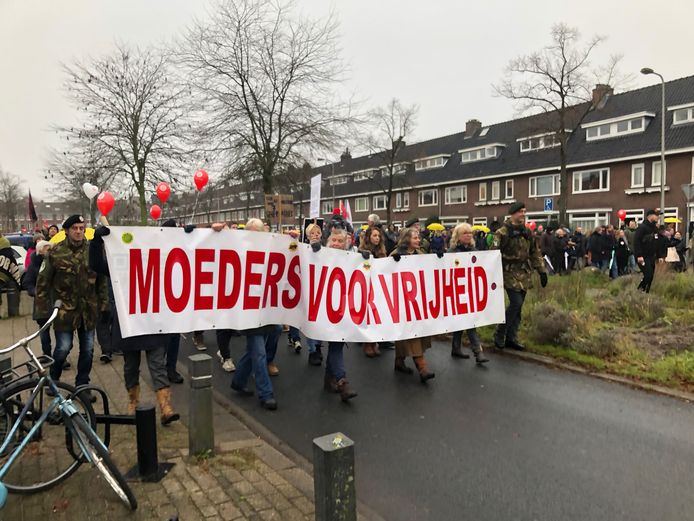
[1,0,693,199]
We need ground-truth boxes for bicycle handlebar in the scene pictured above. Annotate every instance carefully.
[0,301,62,356]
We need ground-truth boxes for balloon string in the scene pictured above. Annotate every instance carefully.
[189,191,200,225]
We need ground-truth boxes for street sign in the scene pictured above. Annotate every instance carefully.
[264,194,294,225]
[544,198,553,212]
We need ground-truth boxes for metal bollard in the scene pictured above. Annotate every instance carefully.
[312,432,356,521]
[135,404,159,480]
[188,354,214,456]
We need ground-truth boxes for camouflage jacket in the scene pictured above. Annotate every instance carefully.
[491,220,545,291]
[35,239,109,332]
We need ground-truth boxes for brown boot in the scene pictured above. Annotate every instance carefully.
[336,378,357,402]
[127,385,140,416]
[413,356,435,383]
[394,356,414,374]
[156,387,180,426]
[363,343,377,358]
[324,374,338,393]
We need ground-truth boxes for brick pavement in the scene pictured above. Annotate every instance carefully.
[0,298,317,521]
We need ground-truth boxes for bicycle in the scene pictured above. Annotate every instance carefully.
[0,301,137,510]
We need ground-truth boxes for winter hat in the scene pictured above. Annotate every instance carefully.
[48,224,59,233]
[62,215,85,230]
[508,201,526,215]
[405,217,419,228]
[36,240,52,252]
[646,209,660,217]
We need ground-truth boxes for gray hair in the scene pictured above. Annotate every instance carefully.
[246,218,264,231]
[367,214,381,225]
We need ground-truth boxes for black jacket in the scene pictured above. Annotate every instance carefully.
[633,220,658,259]
[24,252,43,320]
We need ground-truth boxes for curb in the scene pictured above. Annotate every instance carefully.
[176,361,387,521]
[496,348,694,403]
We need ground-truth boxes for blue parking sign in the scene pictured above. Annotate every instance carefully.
[544,198,553,211]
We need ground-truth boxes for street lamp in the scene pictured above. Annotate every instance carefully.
[640,67,666,225]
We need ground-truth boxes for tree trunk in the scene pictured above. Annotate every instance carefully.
[137,183,147,226]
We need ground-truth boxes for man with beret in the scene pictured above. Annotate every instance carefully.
[36,215,109,400]
[633,209,661,292]
[491,202,547,351]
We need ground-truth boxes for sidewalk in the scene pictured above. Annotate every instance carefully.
[0,299,316,521]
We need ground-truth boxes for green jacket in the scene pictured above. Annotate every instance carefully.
[35,239,108,332]
[491,220,545,291]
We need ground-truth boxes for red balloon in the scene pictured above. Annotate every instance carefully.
[194,169,209,191]
[617,209,627,221]
[527,221,537,231]
[156,182,171,204]
[150,205,162,220]
[96,191,115,216]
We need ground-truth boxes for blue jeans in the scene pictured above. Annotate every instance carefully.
[288,326,301,342]
[51,327,95,387]
[265,325,281,364]
[166,334,180,373]
[326,342,346,381]
[627,255,637,274]
[306,338,318,354]
[36,319,52,357]
[232,334,274,401]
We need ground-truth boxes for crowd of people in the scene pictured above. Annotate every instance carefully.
[17,202,685,417]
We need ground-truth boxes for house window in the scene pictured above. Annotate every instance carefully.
[672,107,694,125]
[529,174,560,197]
[491,181,501,200]
[478,183,487,201]
[472,217,488,226]
[330,176,347,185]
[354,197,368,213]
[321,201,333,214]
[373,195,387,211]
[395,192,410,209]
[569,212,609,231]
[353,170,372,182]
[505,179,514,199]
[519,133,560,152]
[414,156,448,171]
[418,189,438,207]
[584,115,649,141]
[460,145,502,163]
[444,185,467,205]
[624,209,644,224]
[631,164,645,188]
[573,168,609,193]
[652,161,666,186]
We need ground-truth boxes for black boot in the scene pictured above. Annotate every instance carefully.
[505,339,526,351]
[451,334,470,359]
[167,369,184,384]
[474,349,490,365]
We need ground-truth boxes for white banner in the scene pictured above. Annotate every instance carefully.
[103,227,505,342]
[309,174,322,218]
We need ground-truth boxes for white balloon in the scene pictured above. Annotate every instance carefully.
[82,182,99,200]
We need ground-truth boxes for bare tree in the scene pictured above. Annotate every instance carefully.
[57,45,191,224]
[494,23,623,224]
[178,0,356,213]
[364,99,418,225]
[0,166,24,233]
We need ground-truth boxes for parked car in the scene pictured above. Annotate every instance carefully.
[5,234,35,250]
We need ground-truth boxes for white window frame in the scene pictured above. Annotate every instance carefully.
[418,189,438,207]
[396,191,410,209]
[529,174,560,198]
[353,170,373,182]
[505,179,514,199]
[459,143,505,163]
[624,209,644,224]
[631,163,645,188]
[444,185,467,205]
[518,133,561,152]
[354,197,369,213]
[568,212,609,231]
[330,176,348,185]
[372,195,387,211]
[582,112,653,141]
[491,181,501,200]
[321,201,333,215]
[651,161,667,187]
[669,103,694,125]
[414,155,449,172]
[472,217,488,227]
[572,168,610,194]
[478,182,487,201]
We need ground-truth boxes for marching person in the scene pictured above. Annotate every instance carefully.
[35,215,109,402]
[391,228,435,382]
[305,222,324,366]
[492,202,547,351]
[23,239,56,359]
[448,223,489,364]
[311,228,358,401]
[212,218,277,410]
[89,222,180,424]
[634,209,660,293]
[358,225,387,358]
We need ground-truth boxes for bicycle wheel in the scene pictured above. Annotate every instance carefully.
[0,379,96,493]
[68,412,137,510]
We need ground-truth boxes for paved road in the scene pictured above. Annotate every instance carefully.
[181,332,694,521]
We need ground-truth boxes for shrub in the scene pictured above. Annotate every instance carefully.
[652,351,694,385]
[596,288,665,325]
[573,327,634,359]
[528,301,574,346]
[651,272,694,303]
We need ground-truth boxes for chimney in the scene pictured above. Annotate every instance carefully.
[465,119,482,137]
[592,84,613,108]
[340,148,352,162]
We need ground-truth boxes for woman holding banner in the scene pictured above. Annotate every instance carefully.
[212,218,278,410]
[390,228,435,383]
[448,223,489,365]
[304,222,325,366]
[359,226,387,358]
